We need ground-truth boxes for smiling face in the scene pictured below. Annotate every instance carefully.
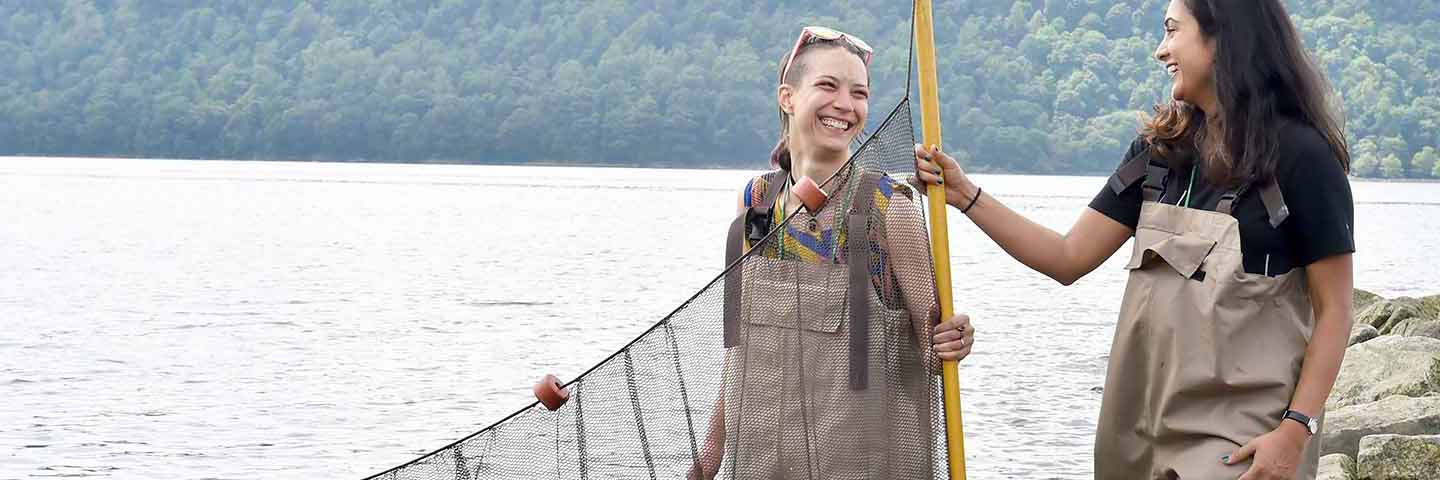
[777,46,870,162]
[1155,0,1217,112]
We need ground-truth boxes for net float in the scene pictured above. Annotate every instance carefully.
[792,175,828,213]
[532,373,569,411]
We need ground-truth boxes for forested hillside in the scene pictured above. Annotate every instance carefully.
[2,1,1436,177]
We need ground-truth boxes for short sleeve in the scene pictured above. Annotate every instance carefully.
[743,177,757,208]
[1088,137,1147,230]
[1278,130,1355,267]
[743,174,777,209]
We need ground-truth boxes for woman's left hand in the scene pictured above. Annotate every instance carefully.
[932,313,974,361]
[1226,423,1308,479]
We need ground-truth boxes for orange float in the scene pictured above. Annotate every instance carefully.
[532,374,570,411]
[792,175,828,213]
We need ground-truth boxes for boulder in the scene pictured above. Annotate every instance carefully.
[1316,453,1350,480]
[1327,336,1440,410]
[1354,288,1383,311]
[1391,318,1440,340]
[1356,434,1440,480]
[1350,322,1380,346]
[1416,294,1440,320]
[1321,395,1440,458]
[1357,297,1429,335]
[1422,294,1440,317]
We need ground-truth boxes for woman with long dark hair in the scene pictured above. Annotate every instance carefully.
[915,0,1352,478]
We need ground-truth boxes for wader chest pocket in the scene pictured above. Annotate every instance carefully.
[740,265,847,333]
[1124,227,1218,281]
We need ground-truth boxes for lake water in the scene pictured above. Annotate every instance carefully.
[2,158,1436,479]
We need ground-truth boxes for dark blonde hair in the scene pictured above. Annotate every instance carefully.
[769,39,872,170]
[1141,0,1349,186]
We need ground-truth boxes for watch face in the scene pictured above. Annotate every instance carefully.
[1308,418,1319,434]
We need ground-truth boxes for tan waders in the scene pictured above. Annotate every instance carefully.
[721,170,938,479]
[1096,161,1321,479]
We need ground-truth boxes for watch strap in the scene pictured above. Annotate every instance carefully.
[1283,409,1316,435]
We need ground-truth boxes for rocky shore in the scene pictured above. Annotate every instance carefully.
[1316,289,1440,479]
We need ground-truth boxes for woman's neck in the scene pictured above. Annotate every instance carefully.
[1193,89,1220,119]
[789,149,847,183]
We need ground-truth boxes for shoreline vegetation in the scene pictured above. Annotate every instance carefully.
[5,155,1440,184]
[1,2,1437,180]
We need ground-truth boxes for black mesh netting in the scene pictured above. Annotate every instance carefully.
[363,94,949,480]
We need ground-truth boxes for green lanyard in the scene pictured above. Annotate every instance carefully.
[1176,165,1197,208]
[775,178,788,260]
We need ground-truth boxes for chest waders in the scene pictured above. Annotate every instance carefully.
[1096,155,1321,479]
[721,170,938,480]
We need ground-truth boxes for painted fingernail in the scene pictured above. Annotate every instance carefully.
[936,179,944,185]
[1219,455,1230,464]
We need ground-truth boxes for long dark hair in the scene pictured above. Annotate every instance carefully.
[769,40,871,171]
[1142,0,1349,187]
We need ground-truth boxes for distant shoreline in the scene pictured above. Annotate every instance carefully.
[2,155,1436,182]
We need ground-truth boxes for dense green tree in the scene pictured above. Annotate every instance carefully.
[1380,154,1404,179]
[1351,138,1380,177]
[1414,146,1438,179]
[0,0,1434,178]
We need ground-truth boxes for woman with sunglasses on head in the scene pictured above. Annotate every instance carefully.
[691,26,974,480]
[915,1,1351,478]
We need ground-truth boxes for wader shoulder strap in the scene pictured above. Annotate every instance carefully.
[1214,177,1288,228]
[1107,143,1178,204]
[847,171,882,390]
[723,171,786,347]
[1258,177,1289,228]
[1216,190,1240,215]
[1141,159,1170,203]
[1108,149,1150,195]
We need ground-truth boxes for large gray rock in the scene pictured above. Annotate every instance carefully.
[1392,318,1440,340]
[1357,297,1431,334]
[1327,336,1440,410]
[1422,295,1440,316]
[1317,453,1351,480]
[1351,322,1381,346]
[1355,288,1383,311]
[1322,395,1440,458]
[1356,434,1440,479]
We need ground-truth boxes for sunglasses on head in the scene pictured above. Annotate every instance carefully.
[779,26,874,83]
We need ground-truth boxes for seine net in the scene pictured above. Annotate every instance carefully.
[363,96,947,480]
[365,20,949,478]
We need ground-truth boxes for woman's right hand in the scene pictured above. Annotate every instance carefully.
[932,313,975,361]
[912,144,978,209]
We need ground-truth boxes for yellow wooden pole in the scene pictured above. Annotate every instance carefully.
[913,1,967,478]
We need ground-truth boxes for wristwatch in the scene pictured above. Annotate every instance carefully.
[1282,409,1318,435]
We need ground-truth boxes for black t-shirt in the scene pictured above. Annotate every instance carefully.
[1089,121,1355,276]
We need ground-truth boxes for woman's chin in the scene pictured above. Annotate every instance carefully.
[814,140,851,158]
[1170,83,1188,103]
